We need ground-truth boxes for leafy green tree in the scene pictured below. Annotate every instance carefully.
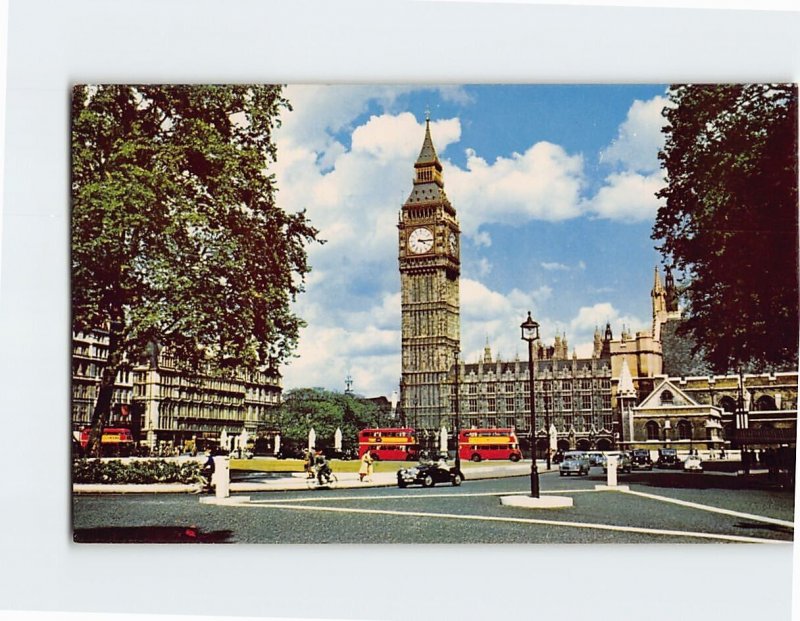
[273,388,386,452]
[72,85,319,455]
[653,84,798,373]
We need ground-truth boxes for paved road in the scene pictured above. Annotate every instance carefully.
[72,469,795,544]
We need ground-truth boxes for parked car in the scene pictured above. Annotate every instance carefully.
[630,449,654,471]
[587,452,606,467]
[656,448,682,469]
[559,451,590,476]
[602,452,632,474]
[683,454,704,472]
[397,460,464,488]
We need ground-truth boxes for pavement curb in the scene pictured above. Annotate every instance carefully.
[73,463,549,494]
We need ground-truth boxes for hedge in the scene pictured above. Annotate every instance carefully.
[72,459,202,484]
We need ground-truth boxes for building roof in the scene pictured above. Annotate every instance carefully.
[414,116,441,170]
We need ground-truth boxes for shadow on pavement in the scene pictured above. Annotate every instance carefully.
[615,472,795,493]
[73,526,234,543]
[734,522,794,536]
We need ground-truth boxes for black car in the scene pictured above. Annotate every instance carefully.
[397,461,464,488]
[630,449,653,471]
[656,448,682,469]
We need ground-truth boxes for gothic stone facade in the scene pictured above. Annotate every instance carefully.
[398,117,460,432]
[450,344,615,452]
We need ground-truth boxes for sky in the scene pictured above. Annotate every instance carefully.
[272,84,670,398]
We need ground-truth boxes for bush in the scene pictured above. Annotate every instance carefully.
[72,459,202,484]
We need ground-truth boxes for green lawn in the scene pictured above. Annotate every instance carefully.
[229,457,520,473]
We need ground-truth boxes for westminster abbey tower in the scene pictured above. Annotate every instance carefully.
[398,116,461,431]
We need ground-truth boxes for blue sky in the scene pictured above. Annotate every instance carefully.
[273,84,670,398]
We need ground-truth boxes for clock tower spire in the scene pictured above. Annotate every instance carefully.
[398,116,461,436]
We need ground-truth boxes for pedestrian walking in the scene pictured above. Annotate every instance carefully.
[303,448,316,479]
[359,450,374,482]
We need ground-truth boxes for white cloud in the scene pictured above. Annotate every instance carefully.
[541,261,570,271]
[589,171,665,221]
[446,142,585,236]
[569,302,648,341]
[600,95,668,174]
[473,230,492,247]
[588,95,669,221]
[351,112,460,163]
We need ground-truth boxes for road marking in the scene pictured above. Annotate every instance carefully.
[244,488,600,504]
[231,500,787,544]
[621,489,795,529]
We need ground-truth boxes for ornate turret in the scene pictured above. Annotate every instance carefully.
[601,322,613,357]
[593,326,603,358]
[664,267,678,313]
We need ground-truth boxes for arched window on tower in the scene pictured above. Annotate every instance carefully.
[719,396,737,413]
[646,420,660,440]
[756,395,777,411]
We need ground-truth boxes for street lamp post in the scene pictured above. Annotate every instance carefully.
[737,368,750,475]
[544,379,551,470]
[454,350,461,475]
[521,311,540,499]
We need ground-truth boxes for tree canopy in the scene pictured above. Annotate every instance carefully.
[72,85,319,452]
[273,388,391,451]
[653,84,798,373]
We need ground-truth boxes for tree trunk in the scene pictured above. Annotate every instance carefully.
[86,318,124,457]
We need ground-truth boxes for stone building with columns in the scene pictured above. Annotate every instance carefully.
[72,328,282,452]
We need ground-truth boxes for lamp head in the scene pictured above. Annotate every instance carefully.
[520,311,540,342]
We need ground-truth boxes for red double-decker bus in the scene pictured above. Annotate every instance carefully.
[358,428,418,461]
[459,428,522,462]
[79,427,135,456]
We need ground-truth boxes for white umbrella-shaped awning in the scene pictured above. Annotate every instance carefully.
[334,427,343,451]
[274,433,281,454]
[220,428,229,450]
[439,426,448,453]
[308,427,316,450]
[549,424,558,451]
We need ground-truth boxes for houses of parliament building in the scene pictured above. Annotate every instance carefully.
[398,117,797,453]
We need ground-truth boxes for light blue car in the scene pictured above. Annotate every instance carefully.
[559,451,590,476]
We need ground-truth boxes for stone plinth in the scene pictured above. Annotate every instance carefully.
[500,495,573,509]
[594,485,630,491]
[199,496,249,505]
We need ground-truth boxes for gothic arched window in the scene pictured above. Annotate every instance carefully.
[756,395,777,411]
[719,396,737,413]
[660,390,674,405]
[677,419,692,440]
[646,420,660,440]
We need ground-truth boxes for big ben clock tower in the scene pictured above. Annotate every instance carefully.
[398,115,460,434]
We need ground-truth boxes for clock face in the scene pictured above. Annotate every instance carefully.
[448,231,458,255]
[408,227,434,254]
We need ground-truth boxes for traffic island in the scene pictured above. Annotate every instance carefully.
[199,496,249,506]
[594,484,630,491]
[499,495,573,509]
